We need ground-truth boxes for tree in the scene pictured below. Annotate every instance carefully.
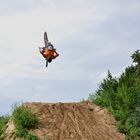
[131,50,140,75]
[131,50,140,65]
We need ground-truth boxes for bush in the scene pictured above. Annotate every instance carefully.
[12,104,39,140]
[89,51,140,139]
[0,115,9,138]
[26,131,39,140]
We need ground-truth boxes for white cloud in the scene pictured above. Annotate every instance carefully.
[0,0,140,114]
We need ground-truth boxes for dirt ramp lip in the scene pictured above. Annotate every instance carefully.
[24,101,125,140]
[5,101,125,140]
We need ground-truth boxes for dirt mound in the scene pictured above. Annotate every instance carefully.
[4,101,125,140]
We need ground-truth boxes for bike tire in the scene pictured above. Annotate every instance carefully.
[44,32,48,48]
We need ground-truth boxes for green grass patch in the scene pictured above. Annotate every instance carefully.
[0,115,9,139]
[12,104,39,140]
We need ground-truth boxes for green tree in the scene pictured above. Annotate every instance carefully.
[131,50,140,75]
[131,50,140,65]
[89,50,140,139]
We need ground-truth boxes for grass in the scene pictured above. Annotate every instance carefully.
[12,104,39,140]
[0,115,9,140]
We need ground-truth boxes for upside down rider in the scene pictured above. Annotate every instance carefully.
[39,32,59,67]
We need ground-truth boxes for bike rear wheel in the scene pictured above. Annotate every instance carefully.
[44,32,48,48]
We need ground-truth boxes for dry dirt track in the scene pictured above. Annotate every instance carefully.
[25,101,125,140]
[4,101,125,140]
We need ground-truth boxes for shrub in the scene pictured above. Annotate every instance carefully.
[89,50,140,139]
[12,104,39,140]
[0,115,9,139]
[26,131,39,140]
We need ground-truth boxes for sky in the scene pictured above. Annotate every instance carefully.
[0,0,140,115]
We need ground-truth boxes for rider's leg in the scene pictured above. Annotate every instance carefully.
[46,59,48,67]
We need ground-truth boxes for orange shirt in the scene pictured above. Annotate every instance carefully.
[43,48,58,59]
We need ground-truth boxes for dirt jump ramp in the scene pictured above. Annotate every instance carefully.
[5,101,125,140]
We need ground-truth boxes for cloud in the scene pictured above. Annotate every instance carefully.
[0,0,140,114]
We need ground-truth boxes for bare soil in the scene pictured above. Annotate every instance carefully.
[4,101,125,140]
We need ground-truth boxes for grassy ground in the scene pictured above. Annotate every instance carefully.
[12,104,39,140]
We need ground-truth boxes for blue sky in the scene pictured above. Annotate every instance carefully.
[0,0,140,115]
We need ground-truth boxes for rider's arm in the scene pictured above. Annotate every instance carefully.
[53,51,59,58]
